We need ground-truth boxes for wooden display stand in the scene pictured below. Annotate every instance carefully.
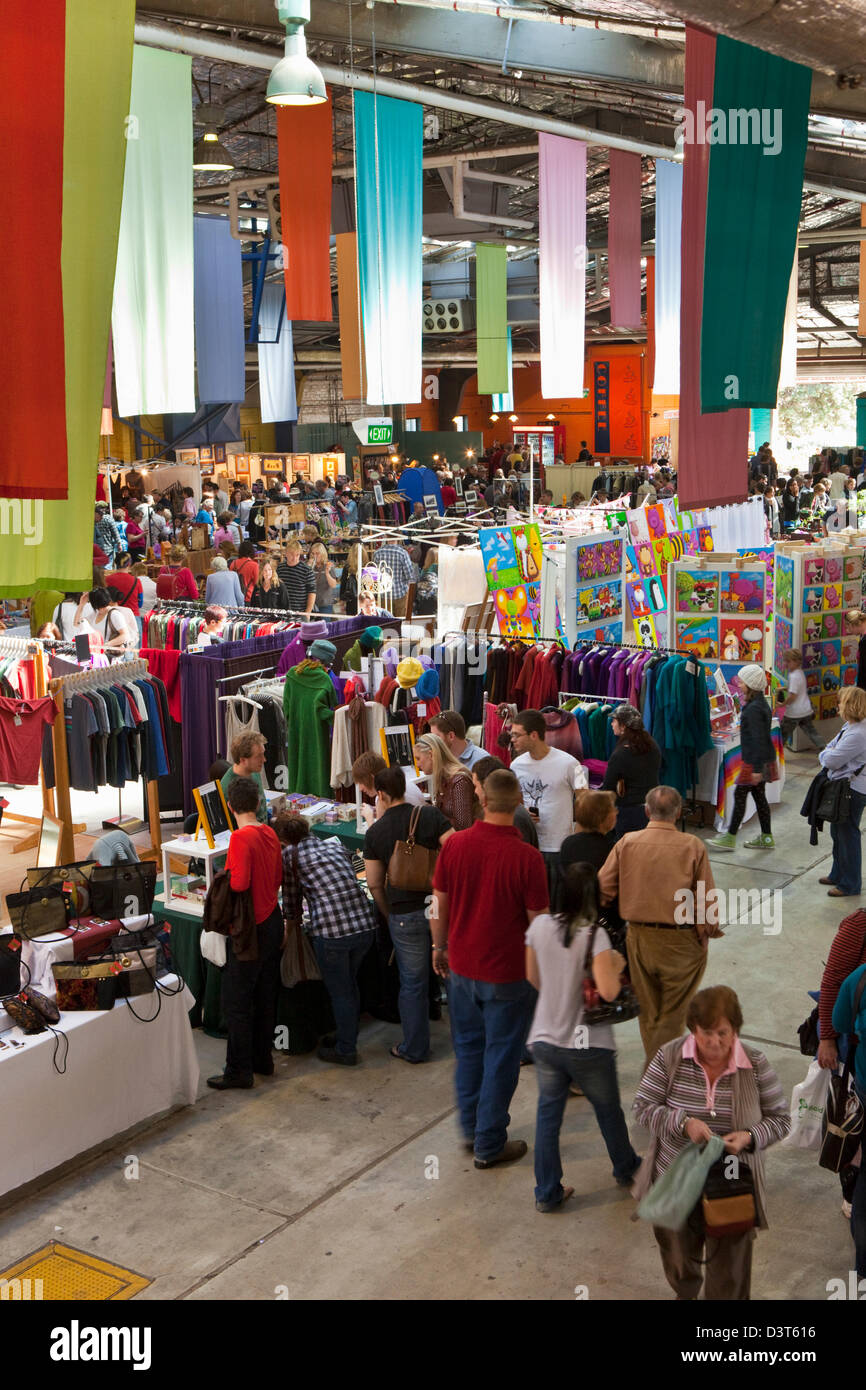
[0,637,71,855]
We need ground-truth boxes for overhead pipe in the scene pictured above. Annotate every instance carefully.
[378,0,684,40]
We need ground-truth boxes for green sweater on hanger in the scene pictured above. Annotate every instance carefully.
[283,659,338,798]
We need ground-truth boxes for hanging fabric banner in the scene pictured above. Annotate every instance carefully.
[645,255,656,390]
[778,253,799,391]
[475,243,508,395]
[539,134,586,399]
[0,0,68,499]
[277,95,333,323]
[700,36,811,412]
[0,0,134,592]
[194,217,245,404]
[653,159,682,395]
[608,356,643,456]
[750,408,772,445]
[857,394,866,448]
[859,206,866,338]
[608,150,643,330]
[492,327,514,414]
[354,92,422,406]
[112,46,195,417]
[257,283,297,424]
[678,26,748,511]
[336,233,366,400]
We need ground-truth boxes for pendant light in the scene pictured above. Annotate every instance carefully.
[192,100,234,172]
[267,0,326,106]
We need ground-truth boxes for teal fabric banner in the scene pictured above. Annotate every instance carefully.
[112,46,195,416]
[354,91,422,406]
[858,395,866,449]
[700,36,811,412]
[492,327,514,414]
[475,243,508,394]
[750,407,772,444]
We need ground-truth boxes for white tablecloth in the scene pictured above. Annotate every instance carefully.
[695,723,785,831]
[0,976,199,1197]
[17,914,153,999]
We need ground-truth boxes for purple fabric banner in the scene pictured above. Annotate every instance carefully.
[538,134,586,399]
[608,150,642,330]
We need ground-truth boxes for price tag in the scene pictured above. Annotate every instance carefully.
[416,703,427,717]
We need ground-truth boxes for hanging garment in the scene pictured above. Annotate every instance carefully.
[330,699,387,788]
[282,659,338,797]
[0,696,56,785]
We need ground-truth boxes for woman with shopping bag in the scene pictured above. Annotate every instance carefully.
[633,985,790,1300]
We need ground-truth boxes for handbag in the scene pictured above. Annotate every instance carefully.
[88,862,157,919]
[26,861,97,917]
[5,884,69,939]
[280,847,321,988]
[0,934,22,995]
[797,1003,820,1057]
[818,972,866,1173]
[701,1158,757,1237]
[581,923,641,1026]
[76,946,159,999]
[3,986,60,1032]
[638,1136,725,1230]
[386,806,438,893]
[52,961,121,1012]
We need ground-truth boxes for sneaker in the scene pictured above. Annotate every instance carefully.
[317,1045,358,1066]
[709,833,737,851]
[475,1140,528,1169]
[743,834,775,850]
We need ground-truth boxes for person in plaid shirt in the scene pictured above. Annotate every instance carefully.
[93,503,121,566]
[276,814,377,1066]
[375,538,413,616]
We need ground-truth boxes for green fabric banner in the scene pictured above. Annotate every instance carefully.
[475,243,508,395]
[112,46,195,417]
[700,36,810,413]
[0,0,134,595]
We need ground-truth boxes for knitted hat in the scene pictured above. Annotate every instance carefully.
[418,654,434,670]
[396,657,424,689]
[359,625,383,651]
[300,620,328,642]
[309,640,337,666]
[737,663,766,692]
[416,669,440,700]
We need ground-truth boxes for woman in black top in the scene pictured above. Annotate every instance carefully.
[780,478,800,529]
[250,558,290,610]
[600,704,662,839]
[559,789,623,940]
[710,663,775,851]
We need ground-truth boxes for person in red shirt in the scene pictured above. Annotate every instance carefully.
[231,540,261,603]
[106,557,143,614]
[432,768,548,1167]
[208,776,283,1092]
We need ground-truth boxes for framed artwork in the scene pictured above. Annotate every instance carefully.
[373,484,385,506]
[199,446,214,464]
[292,454,311,478]
[234,455,251,478]
[262,455,284,474]
[213,443,226,464]
[423,494,439,514]
[192,781,232,850]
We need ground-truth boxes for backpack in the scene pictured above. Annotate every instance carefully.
[156,567,183,600]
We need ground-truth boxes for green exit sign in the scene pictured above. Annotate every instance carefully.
[368,424,393,445]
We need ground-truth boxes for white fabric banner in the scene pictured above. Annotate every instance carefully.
[653,159,683,395]
[778,253,799,390]
[258,282,297,423]
[538,134,586,399]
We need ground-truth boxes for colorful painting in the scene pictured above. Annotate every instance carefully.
[804,557,824,586]
[803,615,823,644]
[635,541,656,578]
[806,670,821,694]
[633,614,657,648]
[845,553,863,580]
[821,640,842,666]
[824,555,844,586]
[822,613,842,640]
[627,580,651,617]
[775,554,794,620]
[802,642,822,669]
[628,512,650,544]
[774,617,792,671]
[624,546,638,583]
[842,636,860,664]
[652,537,673,580]
[821,690,840,720]
[676,617,719,659]
[720,571,764,614]
[479,526,520,591]
[574,538,623,580]
[697,527,714,553]
[719,618,764,664]
[576,581,621,623]
[824,584,842,611]
[511,523,543,585]
[803,587,824,615]
[579,619,624,645]
[683,530,700,556]
[493,583,540,639]
[843,665,858,686]
[675,570,719,613]
[843,583,861,609]
[645,504,667,540]
[646,574,667,612]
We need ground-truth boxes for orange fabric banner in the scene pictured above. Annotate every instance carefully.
[336,233,366,400]
[277,95,333,322]
[607,355,643,456]
[860,205,866,337]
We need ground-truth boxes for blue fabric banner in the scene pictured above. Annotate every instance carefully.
[257,282,297,423]
[492,326,514,414]
[653,159,682,395]
[194,216,245,404]
[354,91,422,406]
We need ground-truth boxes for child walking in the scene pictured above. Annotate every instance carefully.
[711,664,777,851]
[778,648,823,751]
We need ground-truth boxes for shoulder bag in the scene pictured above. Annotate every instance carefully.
[386,806,438,893]
[5,884,69,940]
[280,846,321,988]
[581,922,640,1026]
[819,972,866,1173]
[701,1157,757,1237]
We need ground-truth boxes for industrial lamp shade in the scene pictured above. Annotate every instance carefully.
[192,132,235,171]
[266,30,327,105]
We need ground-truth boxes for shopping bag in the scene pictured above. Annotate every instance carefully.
[637,1135,725,1231]
[783,1058,831,1151]
[200,929,227,968]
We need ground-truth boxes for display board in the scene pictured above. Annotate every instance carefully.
[668,555,768,685]
[624,501,715,647]
[773,540,866,720]
[479,521,544,639]
[563,530,626,649]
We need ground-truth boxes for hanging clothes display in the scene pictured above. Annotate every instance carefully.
[0,697,56,785]
[42,671,172,792]
[331,697,387,788]
[282,659,338,798]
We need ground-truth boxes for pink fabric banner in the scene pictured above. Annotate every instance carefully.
[608,150,642,330]
[677,26,748,510]
[538,134,586,399]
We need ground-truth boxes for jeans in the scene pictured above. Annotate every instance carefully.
[531,1042,640,1206]
[221,908,283,1082]
[729,781,772,836]
[446,971,534,1159]
[780,713,822,749]
[312,929,375,1056]
[828,789,866,894]
[854,1083,866,1279]
[389,909,432,1061]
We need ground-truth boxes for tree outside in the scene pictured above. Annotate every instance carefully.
[775,383,866,470]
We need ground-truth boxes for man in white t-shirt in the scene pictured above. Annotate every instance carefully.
[510,709,588,885]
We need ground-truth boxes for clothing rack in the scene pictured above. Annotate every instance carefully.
[150,598,343,624]
[48,659,161,863]
[0,637,58,849]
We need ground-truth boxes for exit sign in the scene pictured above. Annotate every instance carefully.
[367,424,392,445]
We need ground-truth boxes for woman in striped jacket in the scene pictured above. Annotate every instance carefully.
[633,985,790,1301]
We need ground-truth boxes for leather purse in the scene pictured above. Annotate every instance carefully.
[0,934,22,995]
[88,862,157,919]
[26,862,97,918]
[74,946,159,998]
[818,973,866,1173]
[3,987,60,1032]
[581,923,641,1026]
[52,962,121,1012]
[5,885,69,939]
[701,1158,757,1237]
[386,806,438,893]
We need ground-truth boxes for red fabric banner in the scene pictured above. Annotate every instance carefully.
[607,355,643,456]
[277,95,333,323]
[608,150,642,329]
[0,0,68,498]
[645,255,656,391]
[677,26,748,510]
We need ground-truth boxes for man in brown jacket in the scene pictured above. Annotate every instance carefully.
[598,785,720,1063]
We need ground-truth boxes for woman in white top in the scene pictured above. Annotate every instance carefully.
[78,587,138,650]
[52,592,96,641]
[525,861,640,1211]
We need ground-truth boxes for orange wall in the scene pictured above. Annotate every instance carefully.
[650,394,679,442]
[458,344,652,460]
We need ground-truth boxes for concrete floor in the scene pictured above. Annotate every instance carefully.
[0,750,858,1300]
